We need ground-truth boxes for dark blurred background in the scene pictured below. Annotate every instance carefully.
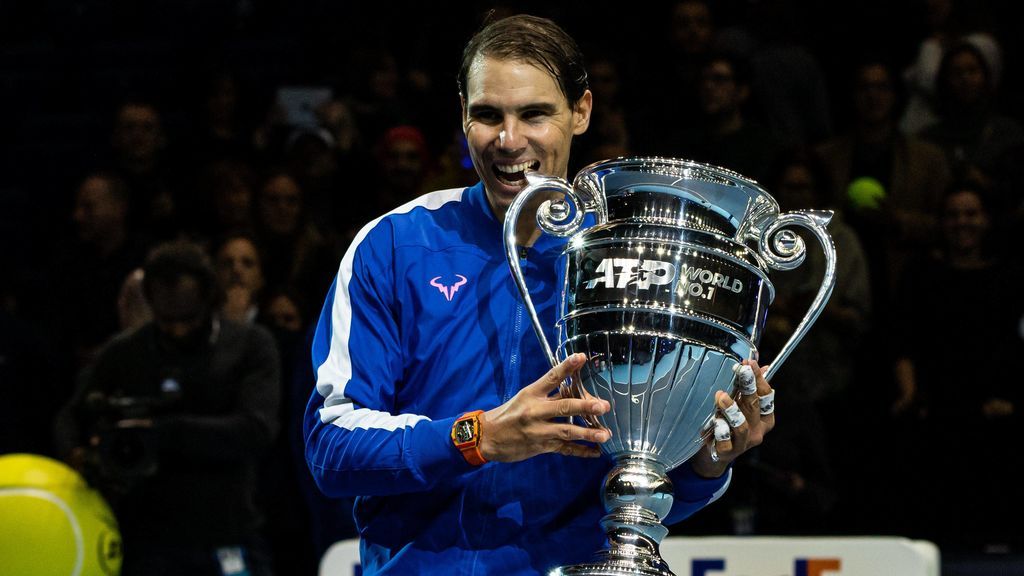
[2,1,1023,574]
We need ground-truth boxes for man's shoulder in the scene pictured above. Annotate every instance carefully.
[355,186,482,251]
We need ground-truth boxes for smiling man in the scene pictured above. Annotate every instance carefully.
[304,15,754,575]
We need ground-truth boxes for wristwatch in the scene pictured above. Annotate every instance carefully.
[451,410,487,466]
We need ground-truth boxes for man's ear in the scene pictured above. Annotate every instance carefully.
[460,94,469,134]
[572,90,593,136]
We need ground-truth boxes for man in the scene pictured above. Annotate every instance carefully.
[55,241,280,576]
[304,15,773,575]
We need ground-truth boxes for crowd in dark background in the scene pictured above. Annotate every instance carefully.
[2,0,1024,573]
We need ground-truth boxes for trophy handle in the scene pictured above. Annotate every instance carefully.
[503,172,593,370]
[756,210,837,381]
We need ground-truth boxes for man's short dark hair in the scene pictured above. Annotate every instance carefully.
[458,14,589,107]
[142,241,218,305]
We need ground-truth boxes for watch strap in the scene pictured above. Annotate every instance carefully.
[452,410,487,466]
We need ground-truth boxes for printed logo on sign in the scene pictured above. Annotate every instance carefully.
[430,274,468,302]
[690,558,841,575]
[795,558,841,576]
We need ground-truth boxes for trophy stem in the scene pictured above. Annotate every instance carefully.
[551,455,675,576]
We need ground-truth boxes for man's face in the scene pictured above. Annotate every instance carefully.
[854,65,895,126]
[149,276,210,343]
[112,104,164,162]
[699,60,745,118]
[73,176,126,243]
[259,174,302,235]
[216,238,263,292]
[462,56,591,219]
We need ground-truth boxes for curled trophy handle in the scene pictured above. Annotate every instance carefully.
[503,173,592,370]
[757,210,837,381]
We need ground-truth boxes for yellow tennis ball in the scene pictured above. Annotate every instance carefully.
[847,176,887,210]
[0,454,122,576]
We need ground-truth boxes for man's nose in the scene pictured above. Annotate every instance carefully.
[497,118,523,150]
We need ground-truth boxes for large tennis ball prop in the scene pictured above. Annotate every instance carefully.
[0,454,122,576]
[846,176,887,210]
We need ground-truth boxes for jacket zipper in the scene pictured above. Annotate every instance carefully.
[505,247,528,402]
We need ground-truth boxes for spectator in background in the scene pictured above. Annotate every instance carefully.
[755,150,869,535]
[899,0,1002,135]
[670,53,779,182]
[573,56,631,169]
[108,100,181,244]
[53,241,280,576]
[193,160,256,240]
[55,172,145,372]
[743,0,832,148]
[283,126,340,232]
[214,232,265,325]
[815,60,951,309]
[920,42,1024,188]
[891,182,1024,551]
[188,71,255,166]
[254,170,339,320]
[373,125,432,204]
[633,0,718,153]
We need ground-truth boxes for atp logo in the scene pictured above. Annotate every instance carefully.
[430,274,468,301]
[692,558,841,576]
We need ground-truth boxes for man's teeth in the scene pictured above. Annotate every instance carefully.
[496,162,534,174]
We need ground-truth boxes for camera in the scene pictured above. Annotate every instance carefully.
[82,379,182,494]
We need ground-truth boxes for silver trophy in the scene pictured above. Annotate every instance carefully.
[503,158,836,576]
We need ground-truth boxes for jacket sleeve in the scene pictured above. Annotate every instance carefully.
[304,219,471,498]
[663,462,732,525]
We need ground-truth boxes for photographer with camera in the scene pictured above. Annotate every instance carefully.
[54,240,281,576]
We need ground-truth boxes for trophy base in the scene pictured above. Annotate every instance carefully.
[549,550,674,576]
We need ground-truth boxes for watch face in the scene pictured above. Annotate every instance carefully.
[454,419,476,444]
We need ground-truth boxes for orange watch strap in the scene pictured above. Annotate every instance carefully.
[453,410,487,466]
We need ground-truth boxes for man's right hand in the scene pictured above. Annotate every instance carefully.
[478,353,611,462]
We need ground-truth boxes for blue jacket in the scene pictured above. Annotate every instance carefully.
[304,182,730,575]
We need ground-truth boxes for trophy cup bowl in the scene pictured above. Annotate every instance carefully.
[503,158,837,576]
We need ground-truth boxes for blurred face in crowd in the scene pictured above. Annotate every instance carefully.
[589,60,621,105]
[946,50,988,107]
[73,175,127,245]
[672,1,714,55]
[462,56,592,218]
[700,59,746,118]
[942,189,989,254]
[150,276,210,343]
[381,137,426,197]
[214,171,253,229]
[259,174,303,236]
[266,293,303,333]
[854,64,895,126]
[776,164,819,209]
[216,237,264,293]
[112,103,165,167]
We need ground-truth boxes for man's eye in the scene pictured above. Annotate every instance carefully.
[472,110,500,123]
[522,110,548,121]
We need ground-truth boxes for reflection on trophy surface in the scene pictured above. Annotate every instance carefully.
[503,158,836,576]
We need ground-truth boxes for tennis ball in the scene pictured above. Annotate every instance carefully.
[0,454,122,576]
[847,176,887,210]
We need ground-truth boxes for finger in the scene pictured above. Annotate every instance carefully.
[744,359,772,396]
[556,441,603,458]
[543,397,610,419]
[732,363,757,396]
[530,353,586,396]
[719,392,747,429]
[552,422,611,445]
[712,417,733,454]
